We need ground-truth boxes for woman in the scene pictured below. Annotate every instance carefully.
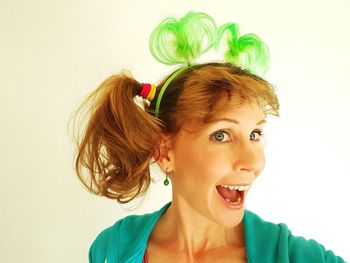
[72,12,345,263]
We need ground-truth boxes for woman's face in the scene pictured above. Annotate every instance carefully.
[168,100,266,227]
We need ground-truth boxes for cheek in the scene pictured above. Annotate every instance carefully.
[174,143,230,183]
[255,150,266,177]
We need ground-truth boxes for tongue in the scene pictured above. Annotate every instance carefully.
[216,185,240,202]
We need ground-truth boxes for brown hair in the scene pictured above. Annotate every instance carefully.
[70,62,280,204]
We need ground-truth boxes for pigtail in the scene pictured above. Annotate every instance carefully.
[71,71,163,203]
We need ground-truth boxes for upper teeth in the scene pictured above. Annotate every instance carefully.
[220,185,250,191]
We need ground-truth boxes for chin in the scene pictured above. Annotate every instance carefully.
[220,210,244,228]
[209,201,245,228]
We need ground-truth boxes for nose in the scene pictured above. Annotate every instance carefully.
[232,141,265,175]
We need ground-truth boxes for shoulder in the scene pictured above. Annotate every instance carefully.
[88,202,171,263]
[244,210,346,263]
[88,214,149,263]
[88,219,121,263]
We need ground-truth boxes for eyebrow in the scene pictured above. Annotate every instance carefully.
[213,118,267,125]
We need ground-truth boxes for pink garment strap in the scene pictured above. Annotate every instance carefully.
[142,249,148,263]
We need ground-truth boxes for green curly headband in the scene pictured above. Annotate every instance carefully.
[149,11,270,118]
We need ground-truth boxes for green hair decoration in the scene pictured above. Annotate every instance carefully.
[148,11,270,118]
[149,11,217,66]
[215,22,270,77]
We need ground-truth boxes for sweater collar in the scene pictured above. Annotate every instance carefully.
[117,201,277,262]
[117,202,172,262]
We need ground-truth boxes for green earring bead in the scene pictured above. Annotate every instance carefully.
[164,176,169,186]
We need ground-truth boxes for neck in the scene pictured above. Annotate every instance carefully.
[150,196,245,258]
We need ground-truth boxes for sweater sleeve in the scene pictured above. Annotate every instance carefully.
[278,223,346,263]
[288,235,346,263]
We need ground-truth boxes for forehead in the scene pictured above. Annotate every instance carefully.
[179,101,265,136]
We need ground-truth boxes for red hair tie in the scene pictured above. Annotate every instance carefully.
[140,83,152,99]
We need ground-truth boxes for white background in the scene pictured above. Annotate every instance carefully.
[1,0,349,262]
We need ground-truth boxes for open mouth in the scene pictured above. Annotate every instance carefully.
[216,184,249,208]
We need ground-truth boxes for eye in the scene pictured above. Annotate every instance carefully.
[250,129,263,141]
[210,130,231,143]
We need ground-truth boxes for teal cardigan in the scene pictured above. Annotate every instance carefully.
[89,202,346,263]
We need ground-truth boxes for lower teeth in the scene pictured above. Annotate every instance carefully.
[225,197,241,205]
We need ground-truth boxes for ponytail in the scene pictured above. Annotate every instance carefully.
[70,62,280,204]
[71,71,163,203]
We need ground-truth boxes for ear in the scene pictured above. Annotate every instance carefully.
[154,133,175,173]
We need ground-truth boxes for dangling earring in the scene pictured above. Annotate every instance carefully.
[164,168,170,186]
